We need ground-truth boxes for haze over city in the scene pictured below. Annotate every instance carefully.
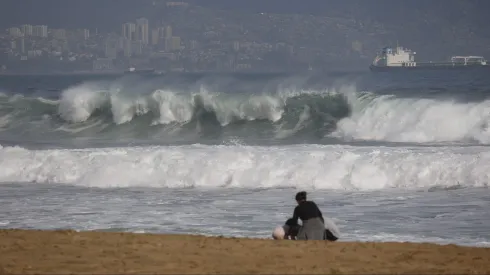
[1,0,489,73]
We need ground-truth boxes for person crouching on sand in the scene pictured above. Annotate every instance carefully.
[290,191,326,240]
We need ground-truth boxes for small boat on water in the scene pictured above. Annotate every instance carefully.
[124,67,156,74]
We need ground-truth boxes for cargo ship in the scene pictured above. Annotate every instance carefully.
[369,46,488,71]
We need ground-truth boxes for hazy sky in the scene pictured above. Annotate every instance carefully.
[1,0,489,31]
[0,0,338,30]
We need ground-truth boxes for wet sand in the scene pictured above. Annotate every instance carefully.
[1,229,489,274]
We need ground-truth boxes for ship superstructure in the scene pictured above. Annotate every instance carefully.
[371,46,416,68]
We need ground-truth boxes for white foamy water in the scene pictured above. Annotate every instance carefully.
[0,184,488,246]
[3,74,490,246]
[334,92,490,144]
[0,144,489,189]
[1,143,489,246]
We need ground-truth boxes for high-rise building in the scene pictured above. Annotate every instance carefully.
[32,25,48,37]
[20,38,25,53]
[72,29,90,41]
[122,23,136,41]
[21,25,33,36]
[151,29,160,45]
[52,29,67,40]
[164,37,172,51]
[233,41,240,52]
[164,26,172,38]
[189,40,198,50]
[136,18,149,45]
[131,41,143,55]
[164,36,181,52]
[123,38,132,57]
[9,27,22,37]
[83,29,90,40]
[171,36,181,51]
[105,39,118,59]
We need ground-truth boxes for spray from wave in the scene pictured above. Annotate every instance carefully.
[1,74,490,146]
[332,92,490,144]
[0,76,352,146]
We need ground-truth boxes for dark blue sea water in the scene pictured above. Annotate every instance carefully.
[0,70,489,246]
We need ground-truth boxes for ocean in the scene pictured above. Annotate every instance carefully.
[0,70,489,246]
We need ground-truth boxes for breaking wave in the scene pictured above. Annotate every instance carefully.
[332,92,490,144]
[0,144,488,190]
[1,74,490,146]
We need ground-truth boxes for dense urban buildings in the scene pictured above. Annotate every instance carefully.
[1,1,489,74]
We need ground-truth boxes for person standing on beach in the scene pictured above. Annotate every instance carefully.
[290,191,326,240]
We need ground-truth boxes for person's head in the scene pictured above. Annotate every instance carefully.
[295,191,307,204]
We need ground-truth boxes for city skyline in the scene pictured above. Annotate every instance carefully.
[1,8,193,73]
[1,1,490,74]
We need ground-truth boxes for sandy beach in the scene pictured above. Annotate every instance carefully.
[0,229,489,274]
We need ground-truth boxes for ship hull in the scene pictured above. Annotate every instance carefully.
[124,69,156,74]
[370,64,489,72]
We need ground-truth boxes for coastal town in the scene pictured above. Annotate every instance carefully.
[1,1,489,73]
[0,1,389,74]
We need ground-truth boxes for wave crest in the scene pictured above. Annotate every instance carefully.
[55,83,337,127]
[2,74,490,145]
[332,93,490,144]
[58,83,110,123]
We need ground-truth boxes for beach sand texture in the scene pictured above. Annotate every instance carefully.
[1,229,489,274]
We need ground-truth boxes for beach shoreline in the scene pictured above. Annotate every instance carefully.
[1,229,489,274]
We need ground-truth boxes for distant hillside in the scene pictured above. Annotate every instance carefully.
[185,0,490,61]
[1,0,488,66]
[156,0,490,64]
